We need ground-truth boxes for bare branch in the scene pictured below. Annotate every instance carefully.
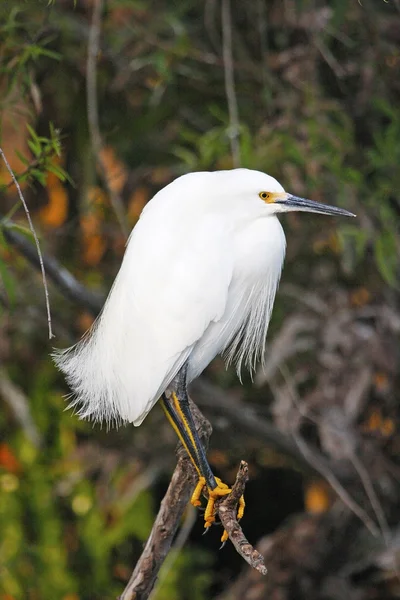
[1,217,103,316]
[87,0,129,238]
[221,0,241,167]
[217,461,267,575]
[349,450,391,547]
[148,506,197,600]
[293,431,380,538]
[0,147,54,339]
[118,401,266,600]
[191,378,328,475]
[118,454,197,600]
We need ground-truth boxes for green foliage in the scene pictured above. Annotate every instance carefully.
[1,0,400,598]
[0,6,60,96]
[0,256,16,309]
[21,123,71,187]
[0,367,157,599]
[152,546,213,600]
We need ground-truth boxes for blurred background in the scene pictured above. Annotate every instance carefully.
[1,1,400,599]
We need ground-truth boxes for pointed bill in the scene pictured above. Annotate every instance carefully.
[276,194,356,217]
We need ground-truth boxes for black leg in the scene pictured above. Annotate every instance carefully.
[161,363,217,491]
[162,363,245,540]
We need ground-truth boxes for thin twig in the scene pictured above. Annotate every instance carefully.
[0,368,42,447]
[293,431,380,538]
[217,461,267,575]
[1,218,103,316]
[277,365,381,538]
[221,0,241,167]
[86,0,129,238]
[0,147,54,339]
[350,450,391,546]
[278,364,389,543]
[3,156,41,189]
[257,0,269,91]
[191,378,329,475]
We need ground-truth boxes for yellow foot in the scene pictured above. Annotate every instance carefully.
[191,476,246,543]
[190,476,206,507]
[203,477,231,529]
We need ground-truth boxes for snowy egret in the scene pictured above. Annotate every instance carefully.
[54,168,355,538]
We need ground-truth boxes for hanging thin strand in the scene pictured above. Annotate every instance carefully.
[0,146,54,339]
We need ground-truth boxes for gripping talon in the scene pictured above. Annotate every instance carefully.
[191,476,206,508]
[220,529,229,545]
[204,478,231,529]
[237,495,245,520]
[192,474,246,544]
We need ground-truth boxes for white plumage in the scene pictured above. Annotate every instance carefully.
[54,168,353,425]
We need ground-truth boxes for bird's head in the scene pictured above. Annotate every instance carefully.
[210,168,356,219]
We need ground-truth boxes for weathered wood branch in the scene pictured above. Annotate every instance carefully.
[217,461,267,575]
[118,452,196,600]
[1,218,104,316]
[118,400,266,600]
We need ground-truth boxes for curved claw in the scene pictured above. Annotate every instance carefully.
[220,529,229,545]
[191,474,246,546]
[204,480,231,529]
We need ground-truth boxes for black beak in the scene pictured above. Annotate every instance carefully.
[277,194,356,218]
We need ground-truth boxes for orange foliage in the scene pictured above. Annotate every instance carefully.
[80,187,107,266]
[150,167,173,185]
[373,371,389,392]
[361,408,395,438]
[77,312,95,335]
[0,83,32,189]
[350,287,371,307]
[99,146,127,195]
[113,563,131,581]
[127,186,149,222]
[0,443,21,474]
[305,480,331,514]
[39,157,69,228]
[80,147,129,264]
[381,419,395,437]
[208,449,229,468]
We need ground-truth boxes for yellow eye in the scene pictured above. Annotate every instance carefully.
[259,191,270,201]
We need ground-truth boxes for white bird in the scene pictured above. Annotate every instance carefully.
[54,168,354,536]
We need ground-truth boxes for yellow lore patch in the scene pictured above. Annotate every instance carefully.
[259,191,287,204]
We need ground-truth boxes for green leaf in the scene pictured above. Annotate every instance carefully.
[27,140,41,158]
[46,163,67,182]
[31,168,47,186]
[14,150,30,167]
[26,124,39,144]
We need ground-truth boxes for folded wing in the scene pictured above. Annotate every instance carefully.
[54,205,233,426]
